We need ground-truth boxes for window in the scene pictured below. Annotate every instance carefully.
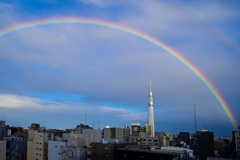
[39,154,41,156]
[40,143,42,145]
[55,145,57,148]
[105,147,108,150]
[36,148,38,150]
[40,135,42,137]
[105,154,109,157]
[36,153,38,155]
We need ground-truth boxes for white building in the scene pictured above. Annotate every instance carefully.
[48,140,67,160]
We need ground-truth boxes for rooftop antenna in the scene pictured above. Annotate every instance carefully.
[85,113,87,125]
[4,112,5,121]
[92,120,95,129]
[194,104,197,132]
[97,121,100,129]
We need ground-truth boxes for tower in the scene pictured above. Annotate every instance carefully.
[148,79,155,137]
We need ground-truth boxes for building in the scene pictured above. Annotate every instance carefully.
[148,79,155,137]
[0,128,8,140]
[155,131,165,146]
[117,145,181,160]
[59,137,86,160]
[0,120,6,128]
[214,139,225,155]
[0,137,27,160]
[178,132,190,145]
[48,140,67,160]
[29,123,41,131]
[196,130,214,160]
[104,127,130,142]
[75,123,93,134]
[131,123,140,137]
[129,136,159,145]
[27,130,54,160]
[91,141,137,160]
[232,126,240,159]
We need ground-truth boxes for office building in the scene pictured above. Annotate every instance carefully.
[27,130,54,160]
[104,127,130,142]
[196,130,214,160]
[232,126,240,159]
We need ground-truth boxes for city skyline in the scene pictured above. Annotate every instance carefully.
[0,0,240,138]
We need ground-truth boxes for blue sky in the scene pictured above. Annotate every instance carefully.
[0,0,240,138]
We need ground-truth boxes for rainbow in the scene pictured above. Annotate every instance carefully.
[0,17,237,128]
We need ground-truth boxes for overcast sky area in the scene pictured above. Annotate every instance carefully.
[0,0,240,137]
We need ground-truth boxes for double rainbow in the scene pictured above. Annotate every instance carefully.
[0,17,237,128]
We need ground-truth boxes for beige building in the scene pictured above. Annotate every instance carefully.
[27,130,54,160]
[104,127,130,142]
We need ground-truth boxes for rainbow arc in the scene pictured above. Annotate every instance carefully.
[0,17,237,128]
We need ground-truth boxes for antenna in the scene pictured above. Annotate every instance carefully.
[85,113,87,125]
[92,120,95,129]
[97,121,100,129]
[4,112,5,121]
[194,104,197,132]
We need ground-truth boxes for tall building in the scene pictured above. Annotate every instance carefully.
[232,126,240,159]
[196,130,214,160]
[27,130,54,160]
[148,79,155,137]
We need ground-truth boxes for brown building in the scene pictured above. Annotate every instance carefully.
[91,142,137,160]
[214,139,225,154]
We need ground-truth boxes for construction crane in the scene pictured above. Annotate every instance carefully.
[204,125,208,131]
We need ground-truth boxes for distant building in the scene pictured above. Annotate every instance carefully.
[0,128,8,140]
[131,123,140,137]
[104,127,130,142]
[0,120,6,128]
[232,126,240,159]
[29,123,41,131]
[48,129,65,138]
[214,139,225,155]
[178,132,190,145]
[196,130,214,160]
[129,136,159,145]
[75,123,92,134]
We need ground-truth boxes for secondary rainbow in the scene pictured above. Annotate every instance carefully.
[0,17,237,128]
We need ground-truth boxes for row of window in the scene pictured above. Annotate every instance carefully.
[55,145,63,148]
